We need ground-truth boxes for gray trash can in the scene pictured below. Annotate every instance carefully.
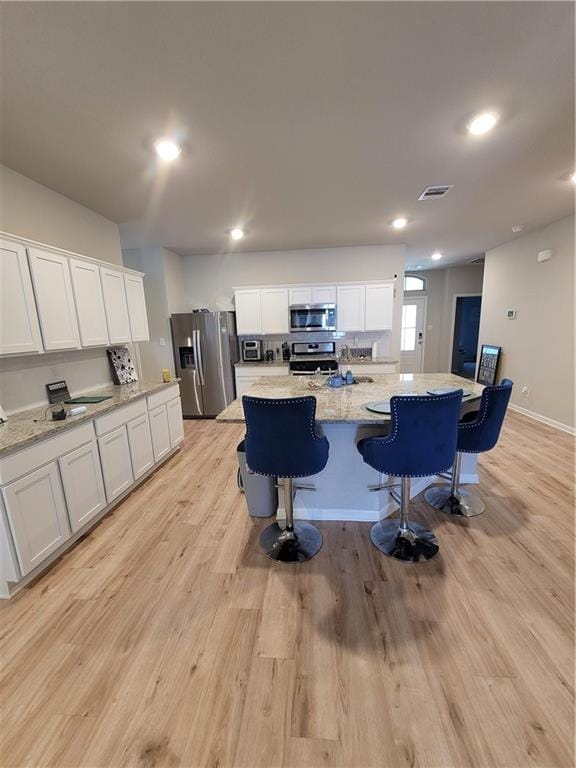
[237,441,278,518]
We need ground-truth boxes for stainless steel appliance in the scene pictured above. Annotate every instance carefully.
[241,339,262,361]
[289,341,339,376]
[289,303,337,333]
[171,312,238,417]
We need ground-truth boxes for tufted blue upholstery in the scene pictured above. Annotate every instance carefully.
[457,378,513,454]
[243,396,329,479]
[358,391,462,478]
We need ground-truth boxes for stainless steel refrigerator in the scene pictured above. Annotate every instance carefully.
[170,312,239,417]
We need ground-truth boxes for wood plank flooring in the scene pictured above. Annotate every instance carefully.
[1,411,574,768]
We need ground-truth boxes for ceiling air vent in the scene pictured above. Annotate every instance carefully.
[418,185,454,201]
[468,256,485,264]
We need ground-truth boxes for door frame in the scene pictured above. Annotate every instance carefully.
[401,294,427,373]
[448,293,482,374]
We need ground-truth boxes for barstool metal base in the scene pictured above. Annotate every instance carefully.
[424,487,485,517]
[370,519,439,563]
[259,522,323,563]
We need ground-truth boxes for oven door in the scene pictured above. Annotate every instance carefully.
[289,304,336,332]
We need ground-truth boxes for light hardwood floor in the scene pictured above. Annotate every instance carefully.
[1,411,574,768]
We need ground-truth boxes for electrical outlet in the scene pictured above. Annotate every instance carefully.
[159,337,166,347]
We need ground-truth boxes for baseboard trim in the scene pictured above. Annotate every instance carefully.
[509,404,575,435]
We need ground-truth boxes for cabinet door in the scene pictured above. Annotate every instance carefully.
[2,461,71,576]
[288,287,312,305]
[365,283,394,331]
[0,239,43,355]
[260,288,289,334]
[312,286,337,303]
[69,259,109,347]
[149,404,171,462]
[98,426,134,503]
[337,286,366,332]
[27,248,80,351]
[124,274,150,342]
[166,397,185,447]
[234,290,262,335]
[127,413,154,479]
[59,441,106,532]
[100,267,131,344]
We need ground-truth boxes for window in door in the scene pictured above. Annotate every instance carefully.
[401,304,417,351]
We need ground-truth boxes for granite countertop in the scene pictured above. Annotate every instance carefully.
[0,380,180,458]
[217,373,483,424]
[340,357,399,366]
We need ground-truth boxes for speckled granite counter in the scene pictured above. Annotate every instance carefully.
[217,373,483,424]
[340,357,398,366]
[0,380,179,458]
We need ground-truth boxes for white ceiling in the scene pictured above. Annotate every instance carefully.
[0,2,574,268]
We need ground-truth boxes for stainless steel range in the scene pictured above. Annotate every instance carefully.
[288,342,339,376]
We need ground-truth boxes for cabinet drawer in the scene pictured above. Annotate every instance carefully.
[146,384,180,412]
[94,398,147,436]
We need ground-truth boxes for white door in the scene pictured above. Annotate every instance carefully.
[234,290,262,335]
[337,286,365,331]
[100,267,131,344]
[166,397,185,447]
[27,248,80,351]
[127,413,154,479]
[400,297,426,373]
[365,283,394,331]
[98,426,134,502]
[124,274,150,342]
[149,404,171,462]
[0,239,43,355]
[69,259,109,347]
[59,441,107,532]
[260,288,289,334]
[288,287,312,305]
[312,286,336,303]
[2,461,71,576]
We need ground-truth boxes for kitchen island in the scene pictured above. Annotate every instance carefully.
[217,373,484,521]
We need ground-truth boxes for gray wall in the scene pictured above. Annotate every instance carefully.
[478,215,575,428]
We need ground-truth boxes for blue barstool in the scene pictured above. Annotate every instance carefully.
[243,395,329,563]
[358,391,462,563]
[425,379,513,517]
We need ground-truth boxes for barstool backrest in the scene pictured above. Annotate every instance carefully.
[458,378,513,454]
[243,395,329,478]
[360,391,462,478]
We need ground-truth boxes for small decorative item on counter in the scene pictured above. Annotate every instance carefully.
[345,369,354,385]
[328,374,343,388]
[162,369,171,383]
[107,347,138,385]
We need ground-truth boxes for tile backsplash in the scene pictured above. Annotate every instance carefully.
[238,331,391,360]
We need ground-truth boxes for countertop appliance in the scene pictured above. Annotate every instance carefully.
[289,341,339,376]
[242,339,263,362]
[289,303,336,333]
[171,312,238,417]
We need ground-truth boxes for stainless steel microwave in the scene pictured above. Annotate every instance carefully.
[289,304,337,333]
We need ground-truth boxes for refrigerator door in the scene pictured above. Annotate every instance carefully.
[195,312,238,416]
[170,314,204,417]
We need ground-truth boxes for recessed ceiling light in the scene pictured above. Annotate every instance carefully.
[512,225,524,233]
[571,172,576,185]
[431,252,443,261]
[229,227,245,241]
[154,139,182,162]
[392,217,408,230]
[467,111,499,136]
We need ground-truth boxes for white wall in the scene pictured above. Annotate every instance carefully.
[478,215,574,429]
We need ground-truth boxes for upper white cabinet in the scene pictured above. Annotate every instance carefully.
[260,288,289,334]
[27,247,80,351]
[100,267,131,344]
[69,259,109,347]
[288,285,336,305]
[337,286,366,332]
[288,286,311,305]
[235,289,262,335]
[0,239,43,355]
[365,283,394,331]
[124,274,150,342]
[59,441,106,533]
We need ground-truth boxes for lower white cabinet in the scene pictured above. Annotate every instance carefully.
[235,365,288,397]
[149,404,171,462]
[59,441,106,533]
[2,461,71,576]
[98,426,134,503]
[166,397,185,447]
[127,413,154,479]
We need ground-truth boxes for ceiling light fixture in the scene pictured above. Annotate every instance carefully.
[512,225,524,233]
[392,217,408,230]
[431,252,443,261]
[571,172,576,185]
[229,227,245,241]
[154,139,182,162]
[467,111,499,136]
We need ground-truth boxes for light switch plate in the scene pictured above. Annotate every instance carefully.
[506,309,517,319]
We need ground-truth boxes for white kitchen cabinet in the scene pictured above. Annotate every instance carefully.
[27,247,80,351]
[69,258,109,347]
[365,283,394,331]
[100,267,131,344]
[0,239,43,356]
[349,363,398,375]
[312,285,336,303]
[235,364,288,397]
[288,287,312,305]
[59,441,106,533]
[98,426,134,503]
[149,404,171,462]
[124,273,150,342]
[126,412,154,479]
[2,461,71,576]
[166,397,185,448]
[234,289,262,335]
[337,285,366,332]
[260,288,289,334]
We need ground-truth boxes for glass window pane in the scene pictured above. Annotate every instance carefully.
[401,327,416,351]
[404,276,426,292]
